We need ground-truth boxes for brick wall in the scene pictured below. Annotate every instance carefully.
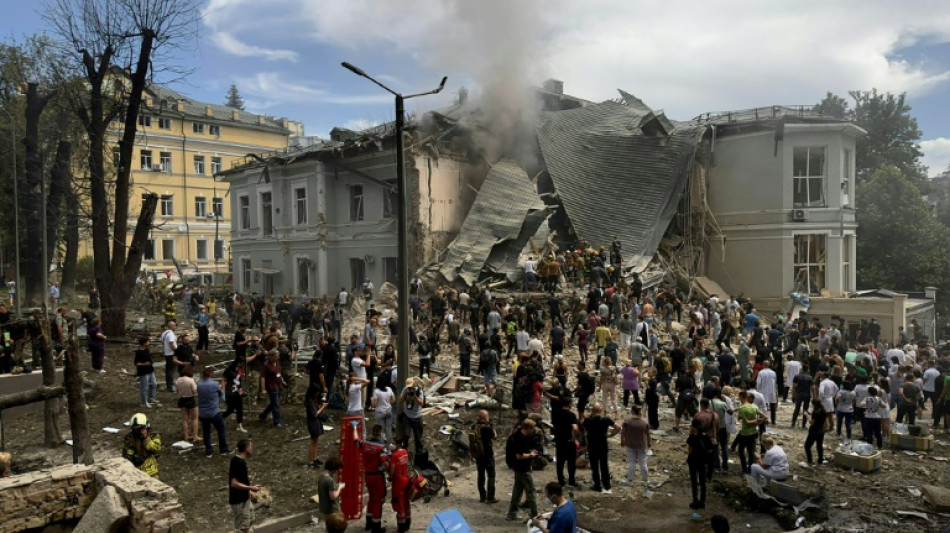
[0,458,187,533]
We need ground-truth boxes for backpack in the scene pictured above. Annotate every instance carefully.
[468,423,485,459]
[407,473,429,502]
[479,349,497,369]
[328,391,345,410]
[505,433,519,469]
[505,321,517,336]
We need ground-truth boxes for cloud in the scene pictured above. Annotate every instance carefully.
[921,137,950,177]
[235,72,394,107]
[210,32,298,62]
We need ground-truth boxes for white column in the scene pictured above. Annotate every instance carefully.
[315,163,329,296]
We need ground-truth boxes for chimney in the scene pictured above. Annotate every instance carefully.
[232,110,240,121]
[458,86,469,105]
[542,79,564,95]
[175,101,185,112]
[258,115,266,125]
[206,105,214,117]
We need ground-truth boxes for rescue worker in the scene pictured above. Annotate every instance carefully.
[353,422,389,533]
[163,296,177,324]
[123,412,162,477]
[389,437,411,533]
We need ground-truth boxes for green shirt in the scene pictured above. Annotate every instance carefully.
[317,472,340,515]
[738,403,761,436]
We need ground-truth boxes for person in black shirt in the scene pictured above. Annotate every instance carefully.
[321,335,341,393]
[582,403,620,493]
[552,399,579,487]
[505,419,540,521]
[474,410,498,503]
[229,439,260,533]
[791,370,814,428]
[686,419,708,509]
[134,336,158,407]
[718,350,737,387]
[670,338,688,378]
[173,333,198,374]
[575,361,595,416]
[305,354,327,398]
[550,322,566,357]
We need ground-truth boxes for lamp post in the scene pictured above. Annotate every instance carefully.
[0,105,21,317]
[341,62,446,392]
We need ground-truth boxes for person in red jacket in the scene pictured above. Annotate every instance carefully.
[353,422,388,533]
[388,438,411,532]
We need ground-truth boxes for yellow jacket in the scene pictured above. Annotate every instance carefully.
[123,431,162,477]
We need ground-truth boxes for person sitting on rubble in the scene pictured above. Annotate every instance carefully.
[750,435,788,487]
[123,412,162,477]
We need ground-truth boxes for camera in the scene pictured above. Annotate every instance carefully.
[407,386,422,398]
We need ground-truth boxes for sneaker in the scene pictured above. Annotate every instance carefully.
[589,485,602,492]
[479,497,486,503]
[485,498,500,504]
[206,452,214,458]
[142,403,152,408]
[220,448,232,455]
[602,489,612,494]
[505,516,520,522]
[274,423,285,428]
[621,480,635,487]
[237,426,248,433]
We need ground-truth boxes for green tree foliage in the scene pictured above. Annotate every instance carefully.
[224,83,245,110]
[815,90,926,184]
[856,166,950,299]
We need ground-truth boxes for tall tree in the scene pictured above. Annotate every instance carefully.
[814,90,926,184]
[46,0,198,335]
[855,166,950,299]
[224,83,245,110]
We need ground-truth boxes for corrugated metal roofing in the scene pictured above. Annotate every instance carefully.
[439,160,546,286]
[537,97,705,271]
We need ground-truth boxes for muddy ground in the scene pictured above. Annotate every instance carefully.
[3,306,950,532]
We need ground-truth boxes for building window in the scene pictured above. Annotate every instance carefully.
[383,257,398,285]
[162,239,175,261]
[382,183,397,218]
[209,125,221,136]
[160,194,174,216]
[140,149,153,170]
[297,257,310,295]
[295,187,307,225]
[350,185,364,221]
[138,115,151,127]
[214,239,224,261]
[793,234,826,295]
[196,239,209,261]
[793,147,826,208]
[842,148,852,207]
[195,197,207,218]
[239,195,250,230]
[211,157,222,174]
[158,117,171,130]
[349,258,366,291]
[260,191,273,235]
[143,239,156,261]
[193,122,205,134]
[194,155,206,175]
[158,152,171,172]
[241,258,252,291]
[212,197,224,217]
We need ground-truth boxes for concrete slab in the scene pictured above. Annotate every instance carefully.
[921,484,950,512]
[72,485,128,533]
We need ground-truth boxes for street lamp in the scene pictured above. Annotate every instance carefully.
[0,104,21,318]
[341,62,446,392]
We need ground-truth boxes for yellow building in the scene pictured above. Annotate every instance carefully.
[79,83,297,275]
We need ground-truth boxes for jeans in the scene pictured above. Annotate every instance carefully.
[735,433,757,474]
[804,429,825,464]
[897,404,917,425]
[259,391,282,426]
[196,325,209,351]
[164,356,177,391]
[688,460,706,503]
[405,416,424,452]
[792,396,810,427]
[507,471,537,518]
[476,456,496,501]
[138,373,157,405]
[864,417,883,448]
[375,410,393,450]
[836,411,853,439]
[714,427,729,472]
[625,448,648,482]
[419,359,431,377]
[200,413,229,455]
[589,450,611,490]
[555,441,577,486]
[459,355,471,377]
[223,394,244,424]
[623,389,641,406]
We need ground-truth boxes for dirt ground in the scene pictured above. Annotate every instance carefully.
[3,305,950,532]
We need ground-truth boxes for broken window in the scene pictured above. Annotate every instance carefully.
[239,195,250,230]
[794,234,825,295]
[350,185,364,221]
[382,182,397,218]
[295,187,308,225]
[297,258,310,295]
[349,257,366,290]
[383,257,398,285]
[793,147,826,208]
[260,192,273,235]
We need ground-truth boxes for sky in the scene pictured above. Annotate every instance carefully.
[3,0,950,176]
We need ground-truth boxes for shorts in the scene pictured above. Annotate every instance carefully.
[231,500,254,531]
[308,419,324,439]
[483,368,497,386]
[675,396,697,418]
[178,397,196,410]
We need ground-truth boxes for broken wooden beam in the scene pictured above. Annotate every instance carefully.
[0,385,66,411]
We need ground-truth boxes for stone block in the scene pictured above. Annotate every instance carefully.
[73,485,129,533]
[921,484,950,512]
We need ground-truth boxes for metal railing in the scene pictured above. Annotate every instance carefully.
[692,105,828,124]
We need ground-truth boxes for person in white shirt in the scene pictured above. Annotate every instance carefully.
[337,288,348,307]
[784,354,802,403]
[523,257,537,292]
[884,344,905,367]
[516,327,530,354]
[161,322,178,393]
[346,373,370,417]
[756,361,778,424]
[750,436,789,486]
[817,372,839,432]
[922,361,940,409]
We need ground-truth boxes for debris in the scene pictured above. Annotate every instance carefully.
[72,485,129,533]
[895,511,929,520]
[921,484,950,512]
[102,427,121,434]
[908,487,922,497]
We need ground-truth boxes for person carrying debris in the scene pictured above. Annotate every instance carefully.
[123,412,162,477]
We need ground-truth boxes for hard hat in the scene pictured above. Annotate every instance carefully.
[130,413,149,429]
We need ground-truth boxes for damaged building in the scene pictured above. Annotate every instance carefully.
[218,81,934,342]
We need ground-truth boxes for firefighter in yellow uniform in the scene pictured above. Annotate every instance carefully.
[162,296,177,325]
[123,413,162,477]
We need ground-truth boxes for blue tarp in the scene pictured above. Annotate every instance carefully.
[427,509,475,533]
